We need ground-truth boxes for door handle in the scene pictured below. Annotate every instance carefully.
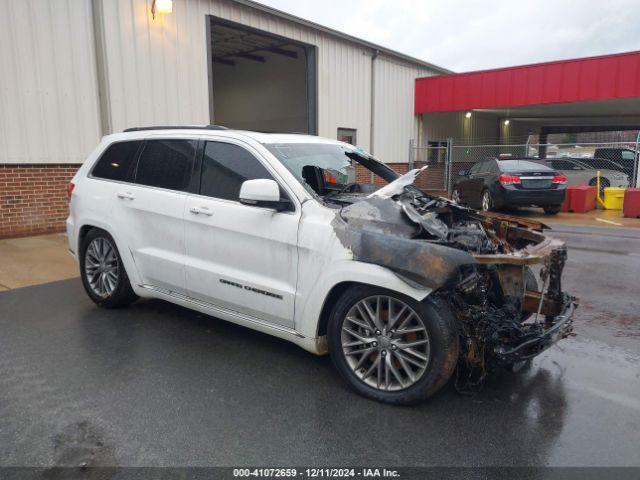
[189,206,213,216]
[117,191,135,200]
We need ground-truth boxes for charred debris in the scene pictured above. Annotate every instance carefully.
[331,168,577,393]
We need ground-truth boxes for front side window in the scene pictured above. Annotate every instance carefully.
[135,139,196,191]
[200,141,275,201]
[92,141,142,182]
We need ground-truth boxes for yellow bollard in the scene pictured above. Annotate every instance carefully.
[596,170,606,208]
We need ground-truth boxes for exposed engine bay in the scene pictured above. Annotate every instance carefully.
[329,167,577,393]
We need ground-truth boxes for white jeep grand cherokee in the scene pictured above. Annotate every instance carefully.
[68,126,575,404]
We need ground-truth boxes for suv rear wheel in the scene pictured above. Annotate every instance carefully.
[327,285,458,405]
[481,189,492,211]
[80,228,138,308]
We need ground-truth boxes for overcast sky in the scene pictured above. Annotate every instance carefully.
[255,0,640,72]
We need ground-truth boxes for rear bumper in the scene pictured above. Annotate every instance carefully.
[497,188,565,207]
[494,293,576,364]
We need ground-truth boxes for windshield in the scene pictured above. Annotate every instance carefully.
[264,142,399,198]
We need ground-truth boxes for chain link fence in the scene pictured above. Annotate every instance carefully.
[407,140,639,196]
[407,139,450,193]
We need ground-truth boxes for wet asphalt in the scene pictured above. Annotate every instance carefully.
[0,225,639,468]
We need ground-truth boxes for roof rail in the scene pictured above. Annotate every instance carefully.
[123,125,228,132]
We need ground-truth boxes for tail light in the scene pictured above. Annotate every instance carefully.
[66,182,75,200]
[552,174,567,184]
[498,174,521,185]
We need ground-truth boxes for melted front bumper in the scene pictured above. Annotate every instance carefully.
[493,293,577,363]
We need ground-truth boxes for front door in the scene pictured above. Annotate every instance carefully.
[184,140,299,327]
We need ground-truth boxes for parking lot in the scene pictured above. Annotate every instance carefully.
[0,223,639,469]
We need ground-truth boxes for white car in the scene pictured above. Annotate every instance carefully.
[67,126,575,404]
[546,158,629,191]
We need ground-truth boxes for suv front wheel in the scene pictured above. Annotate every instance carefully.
[328,285,458,405]
[80,228,138,308]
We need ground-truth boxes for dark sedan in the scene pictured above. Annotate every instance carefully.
[452,158,567,214]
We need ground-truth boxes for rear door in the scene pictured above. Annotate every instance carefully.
[183,139,300,328]
[111,137,198,295]
[467,161,490,208]
[456,162,484,206]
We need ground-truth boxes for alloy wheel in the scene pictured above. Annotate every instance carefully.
[481,191,491,211]
[84,237,119,298]
[341,296,430,391]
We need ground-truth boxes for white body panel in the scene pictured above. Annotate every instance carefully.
[183,193,299,327]
[559,168,629,188]
[111,183,188,295]
[68,130,432,355]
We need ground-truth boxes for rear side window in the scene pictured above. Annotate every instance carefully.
[135,139,196,191]
[469,162,484,174]
[551,160,579,170]
[91,141,142,181]
[200,141,275,201]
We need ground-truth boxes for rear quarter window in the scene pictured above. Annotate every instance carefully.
[91,141,142,181]
[135,139,196,191]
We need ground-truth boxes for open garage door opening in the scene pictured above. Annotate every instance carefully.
[207,17,317,134]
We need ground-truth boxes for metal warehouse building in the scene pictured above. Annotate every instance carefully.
[0,0,448,238]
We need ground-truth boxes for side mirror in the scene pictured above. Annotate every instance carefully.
[239,179,291,211]
[458,170,469,177]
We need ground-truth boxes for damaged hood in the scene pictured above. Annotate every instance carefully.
[332,171,554,290]
[368,167,428,199]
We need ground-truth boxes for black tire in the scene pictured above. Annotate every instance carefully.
[480,189,492,211]
[543,205,561,215]
[79,228,138,308]
[327,285,459,405]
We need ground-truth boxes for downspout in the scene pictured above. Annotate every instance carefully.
[91,0,112,136]
[634,129,640,187]
[369,49,380,183]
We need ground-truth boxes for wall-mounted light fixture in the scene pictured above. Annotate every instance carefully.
[504,119,510,126]
[151,0,173,19]
[465,111,472,119]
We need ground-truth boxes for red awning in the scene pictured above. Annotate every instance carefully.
[415,51,640,114]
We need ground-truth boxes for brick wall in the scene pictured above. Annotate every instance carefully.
[356,162,448,194]
[0,164,80,239]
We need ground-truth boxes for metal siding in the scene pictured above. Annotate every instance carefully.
[0,0,442,164]
[99,0,442,154]
[422,111,499,145]
[373,56,435,162]
[415,51,640,114]
[0,0,101,164]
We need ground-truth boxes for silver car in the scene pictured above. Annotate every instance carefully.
[546,157,629,191]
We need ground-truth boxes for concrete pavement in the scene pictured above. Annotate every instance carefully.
[0,224,638,468]
[0,234,77,291]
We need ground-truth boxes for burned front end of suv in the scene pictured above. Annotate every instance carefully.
[332,169,577,390]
